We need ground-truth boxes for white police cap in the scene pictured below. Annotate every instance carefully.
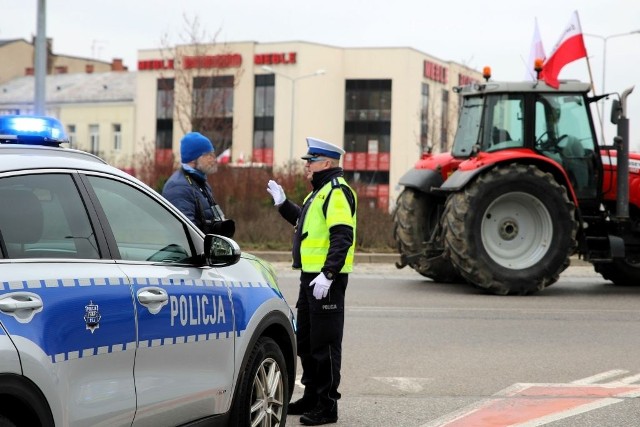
[302,137,345,160]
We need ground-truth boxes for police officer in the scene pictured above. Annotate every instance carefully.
[163,132,235,238]
[267,137,357,426]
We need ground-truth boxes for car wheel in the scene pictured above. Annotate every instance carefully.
[230,336,288,427]
[0,415,16,427]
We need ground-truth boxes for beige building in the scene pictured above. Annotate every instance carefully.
[136,41,482,209]
[0,71,136,171]
[0,38,126,84]
[0,39,482,209]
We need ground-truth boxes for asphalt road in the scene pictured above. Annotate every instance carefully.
[271,261,640,427]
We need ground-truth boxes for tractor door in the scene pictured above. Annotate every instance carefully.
[534,93,600,200]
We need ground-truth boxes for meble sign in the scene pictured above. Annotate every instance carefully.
[138,54,243,71]
[424,60,448,84]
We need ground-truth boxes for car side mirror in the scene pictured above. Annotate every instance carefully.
[204,234,241,267]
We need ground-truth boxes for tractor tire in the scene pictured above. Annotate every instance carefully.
[593,256,640,286]
[443,164,577,295]
[393,188,463,283]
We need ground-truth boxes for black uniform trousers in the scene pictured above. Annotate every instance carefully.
[296,271,348,411]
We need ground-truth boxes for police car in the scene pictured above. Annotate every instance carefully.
[0,115,296,427]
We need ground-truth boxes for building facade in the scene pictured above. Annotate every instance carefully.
[0,38,125,84]
[136,41,482,209]
[0,72,136,171]
[0,39,481,209]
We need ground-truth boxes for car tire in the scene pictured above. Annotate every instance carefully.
[0,415,16,427]
[229,336,288,427]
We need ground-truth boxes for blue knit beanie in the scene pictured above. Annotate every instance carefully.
[180,132,214,163]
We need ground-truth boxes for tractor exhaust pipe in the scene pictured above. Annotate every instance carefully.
[614,86,634,222]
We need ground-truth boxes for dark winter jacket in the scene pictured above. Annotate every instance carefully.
[162,166,235,238]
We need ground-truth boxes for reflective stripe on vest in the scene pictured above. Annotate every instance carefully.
[300,177,356,272]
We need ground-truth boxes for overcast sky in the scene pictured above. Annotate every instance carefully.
[5,0,640,149]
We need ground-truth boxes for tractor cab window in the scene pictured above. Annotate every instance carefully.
[535,93,598,199]
[481,94,525,153]
[451,96,483,157]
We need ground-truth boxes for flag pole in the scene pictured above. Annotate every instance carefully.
[576,11,605,143]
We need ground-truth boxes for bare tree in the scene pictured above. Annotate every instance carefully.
[157,15,244,157]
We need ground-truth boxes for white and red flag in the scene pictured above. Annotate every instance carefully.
[525,18,546,81]
[218,148,231,164]
[540,10,587,88]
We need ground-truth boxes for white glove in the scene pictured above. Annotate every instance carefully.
[310,273,333,300]
[267,180,286,206]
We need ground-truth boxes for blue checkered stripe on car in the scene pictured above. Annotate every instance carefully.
[0,276,280,364]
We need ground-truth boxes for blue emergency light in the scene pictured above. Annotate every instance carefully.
[0,115,69,147]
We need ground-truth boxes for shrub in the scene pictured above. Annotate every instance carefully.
[137,162,396,253]
[213,165,395,252]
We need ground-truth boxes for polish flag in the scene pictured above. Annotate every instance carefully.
[524,18,545,81]
[218,148,231,164]
[540,10,587,88]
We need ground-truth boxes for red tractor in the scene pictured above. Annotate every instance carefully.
[393,69,639,295]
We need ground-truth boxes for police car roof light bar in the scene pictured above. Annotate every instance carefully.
[0,115,69,147]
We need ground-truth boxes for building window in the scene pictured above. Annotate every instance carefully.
[440,89,449,152]
[113,124,122,150]
[67,124,76,148]
[156,78,174,155]
[420,83,430,153]
[344,79,392,211]
[89,124,99,155]
[156,78,174,119]
[192,76,234,155]
[253,74,275,164]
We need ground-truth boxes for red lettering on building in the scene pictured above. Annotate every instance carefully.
[138,59,174,70]
[423,60,448,84]
[138,54,242,71]
[254,52,297,65]
[182,54,242,69]
[458,74,479,86]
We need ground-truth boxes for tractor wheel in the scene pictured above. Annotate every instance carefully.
[593,256,640,286]
[393,188,463,283]
[443,164,577,295]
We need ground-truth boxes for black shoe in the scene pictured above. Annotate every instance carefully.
[288,396,318,415]
[300,405,338,425]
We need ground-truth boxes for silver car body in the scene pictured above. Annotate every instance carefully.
[0,145,295,426]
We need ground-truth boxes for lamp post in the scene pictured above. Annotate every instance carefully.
[34,0,47,115]
[584,30,640,141]
[261,66,326,163]
[585,30,640,95]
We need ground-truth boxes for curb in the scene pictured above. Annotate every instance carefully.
[248,251,590,267]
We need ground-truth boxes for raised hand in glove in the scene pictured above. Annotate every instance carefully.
[267,180,286,206]
[310,272,333,300]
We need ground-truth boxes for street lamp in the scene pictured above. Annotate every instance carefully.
[261,66,326,163]
[584,30,640,141]
[585,30,640,95]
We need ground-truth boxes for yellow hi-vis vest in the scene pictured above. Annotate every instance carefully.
[300,177,357,273]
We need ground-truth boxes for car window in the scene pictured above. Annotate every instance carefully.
[0,174,100,259]
[87,176,193,262]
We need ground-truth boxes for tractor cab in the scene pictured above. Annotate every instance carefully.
[451,80,601,200]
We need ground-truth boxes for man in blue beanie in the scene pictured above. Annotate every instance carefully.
[162,132,235,238]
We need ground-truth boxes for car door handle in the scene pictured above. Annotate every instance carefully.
[0,295,43,312]
[138,289,169,304]
[137,287,168,315]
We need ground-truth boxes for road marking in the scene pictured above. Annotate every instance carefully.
[571,369,629,384]
[372,377,433,393]
[420,370,640,427]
